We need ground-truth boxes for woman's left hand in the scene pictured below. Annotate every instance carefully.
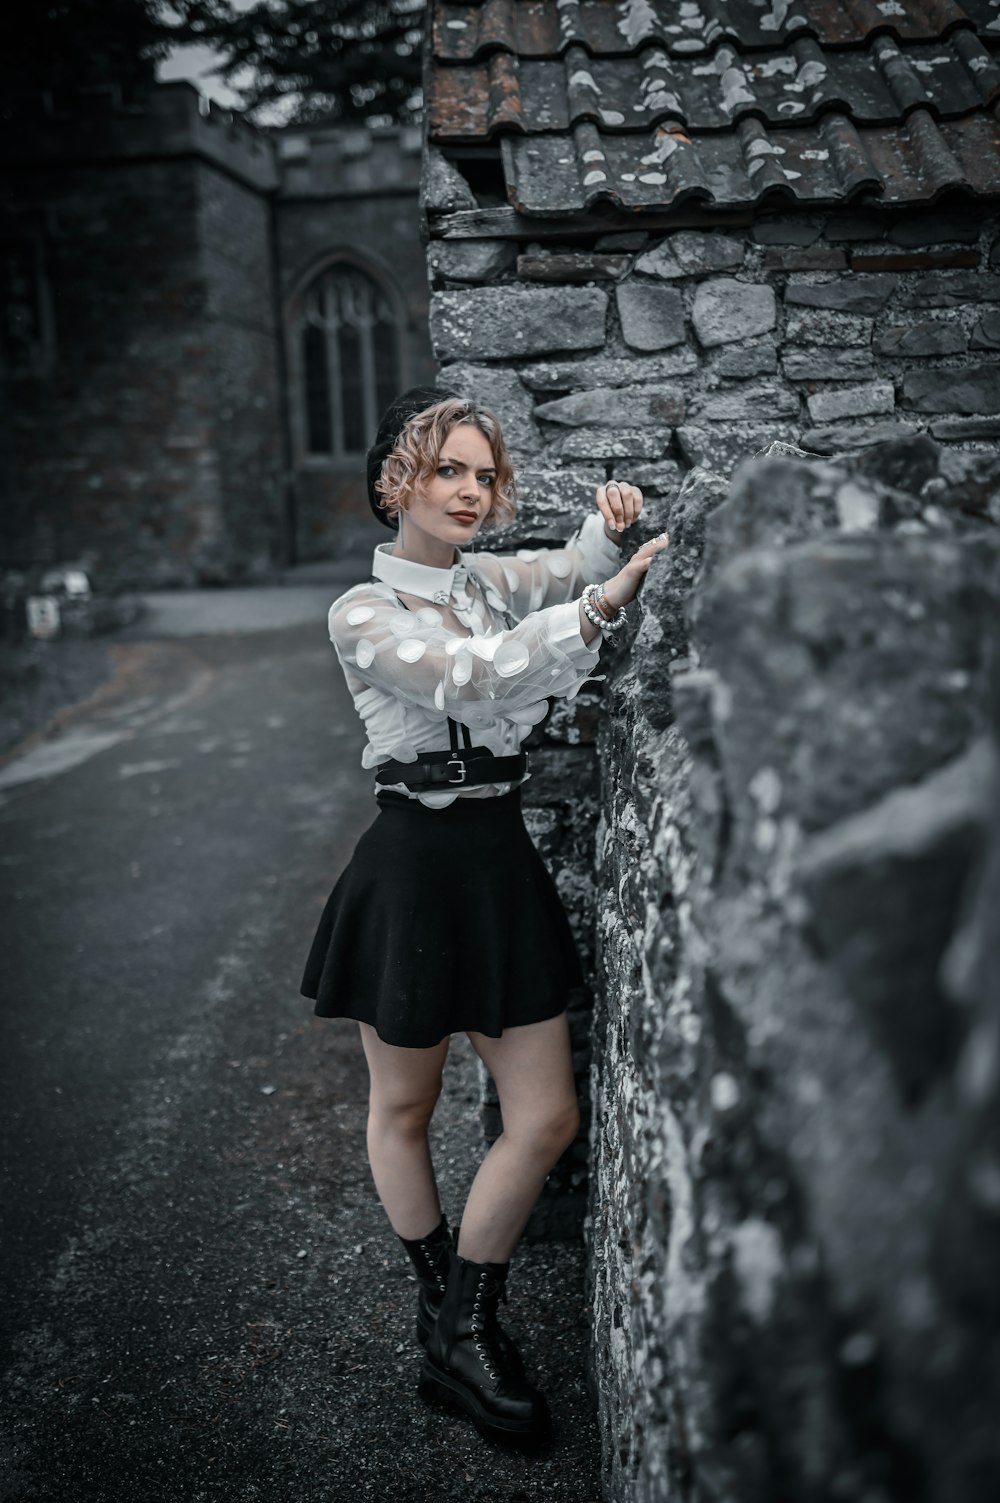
[597,479,644,538]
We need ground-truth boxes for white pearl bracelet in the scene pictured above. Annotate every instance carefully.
[581,583,628,635]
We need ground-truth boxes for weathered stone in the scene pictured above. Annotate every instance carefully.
[426,239,517,285]
[887,213,981,247]
[822,211,888,242]
[900,364,1000,414]
[691,279,777,348]
[784,310,874,346]
[507,466,605,527]
[794,740,990,1102]
[421,145,477,214]
[519,350,698,391]
[629,459,684,492]
[874,321,968,357]
[549,427,671,461]
[595,231,647,252]
[850,432,943,497]
[929,416,1000,441]
[517,253,631,283]
[429,287,607,360]
[437,363,542,453]
[970,311,1000,350]
[991,238,1000,270]
[751,218,823,246]
[713,339,778,377]
[806,382,895,423]
[801,420,920,455]
[535,385,685,427]
[615,282,686,350]
[700,455,872,581]
[635,231,744,280]
[851,250,980,273]
[676,423,799,475]
[784,274,898,315]
[782,348,876,380]
[898,273,1000,308]
[763,248,848,273]
[693,383,800,421]
[693,531,999,832]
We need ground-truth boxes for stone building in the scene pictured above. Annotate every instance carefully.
[0,81,436,586]
[423,1,1000,1498]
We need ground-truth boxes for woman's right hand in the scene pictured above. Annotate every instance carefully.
[602,531,671,610]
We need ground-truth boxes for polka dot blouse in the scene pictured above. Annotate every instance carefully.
[328,510,622,808]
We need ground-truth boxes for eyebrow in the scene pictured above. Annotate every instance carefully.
[441,454,496,472]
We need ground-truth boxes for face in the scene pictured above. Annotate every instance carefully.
[401,422,497,550]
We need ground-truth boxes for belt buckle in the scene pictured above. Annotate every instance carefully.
[446,755,466,784]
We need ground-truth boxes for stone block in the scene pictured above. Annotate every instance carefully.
[691,530,999,833]
[421,145,477,213]
[929,416,1000,441]
[762,248,848,274]
[794,740,990,1102]
[629,459,684,493]
[806,382,895,423]
[851,251,980,273]
[970,311,1000,351]
[782,348,876,381]
[426,240,516,284]
[535,385,686,427]
[713,340,778,377]
[874,321,968,357]
[519,350,697,391]
[429,287,607,360]
[595,231,648,252]
[751,218,823,246]
[692,383,800,421]
[691,279,777,348]
[615,282,686,350]
[676,423,799,475]
[898,273,1000,308]
[437,363,542,453]
[801,421,920,455]
[501,467,605,528]
[784,274,898,315]
[783,309,874,347]
[634,231,744,280]
[517,253,631,283]
[900,364,1000,414]
[549,427,671,461]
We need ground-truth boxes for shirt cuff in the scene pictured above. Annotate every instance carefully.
[548,597,601,663]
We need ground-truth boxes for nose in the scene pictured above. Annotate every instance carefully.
[457,474,479,504]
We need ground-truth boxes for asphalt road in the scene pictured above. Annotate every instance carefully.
[0,587,602,1502]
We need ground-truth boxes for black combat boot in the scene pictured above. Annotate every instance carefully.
[396,1217,526,1378]
[396,1213,453,1347]
[418,1245,551,1448]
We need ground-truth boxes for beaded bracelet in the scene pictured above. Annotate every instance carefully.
[582,583,628,635]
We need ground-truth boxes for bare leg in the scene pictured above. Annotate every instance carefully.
[457,1011,581,1264]
[358,1022,451,1240]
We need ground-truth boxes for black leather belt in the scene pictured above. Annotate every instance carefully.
[375,746,529,790]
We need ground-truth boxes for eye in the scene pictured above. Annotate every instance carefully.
[437,465,455,476]
[479,474,496,487]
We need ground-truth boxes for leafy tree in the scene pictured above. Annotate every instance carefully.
[193,0,426,129]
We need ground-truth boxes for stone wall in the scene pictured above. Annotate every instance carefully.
[587,433,1000,1503]
[425,198,1000,1251]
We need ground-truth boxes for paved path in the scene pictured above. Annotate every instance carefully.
[0,585,602,1501]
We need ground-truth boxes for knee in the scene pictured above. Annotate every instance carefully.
[368,1090,440,1136]
[511,1098,581,1157]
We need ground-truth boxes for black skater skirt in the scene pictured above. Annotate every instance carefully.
[299,785,587,1049]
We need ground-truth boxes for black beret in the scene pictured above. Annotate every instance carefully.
[366,385,460,529]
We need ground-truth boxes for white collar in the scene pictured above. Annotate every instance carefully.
[371,541,471,606]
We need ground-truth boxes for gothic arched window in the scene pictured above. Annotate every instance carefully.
[298,264,400,456]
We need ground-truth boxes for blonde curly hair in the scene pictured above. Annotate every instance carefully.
[374,398,517,531]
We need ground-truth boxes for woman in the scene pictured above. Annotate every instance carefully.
[300,386,670,1448]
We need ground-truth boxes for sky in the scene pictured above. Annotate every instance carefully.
[155,0,265,117]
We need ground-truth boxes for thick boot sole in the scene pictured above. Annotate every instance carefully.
[417,1350,552,1449]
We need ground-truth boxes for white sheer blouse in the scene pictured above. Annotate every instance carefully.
[327,509,622,808]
